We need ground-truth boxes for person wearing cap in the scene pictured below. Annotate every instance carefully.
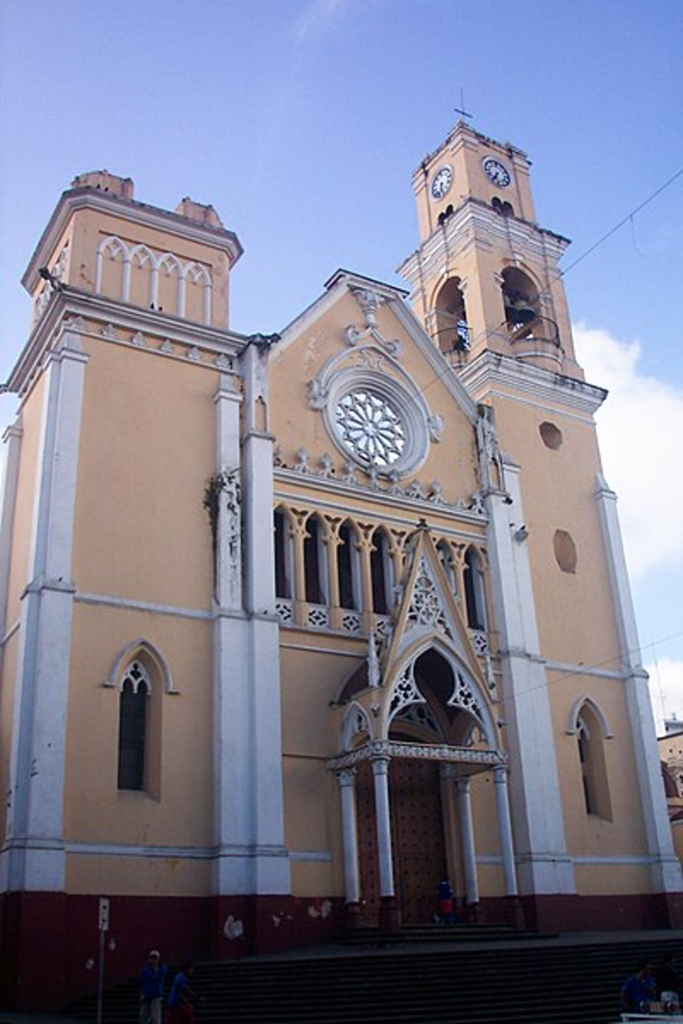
[140,949,168,1024]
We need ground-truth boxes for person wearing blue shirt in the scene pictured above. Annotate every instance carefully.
[621,962,656,1014]
[165,963,197,1024]
[139,949,168,1024]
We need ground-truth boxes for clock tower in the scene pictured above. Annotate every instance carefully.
[400,120,681,915]
[399,120,581,378]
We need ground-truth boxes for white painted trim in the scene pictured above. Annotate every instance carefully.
[595,475,683,893]
[545,659,626,681]
[104,638,176,694]
[7,293,247,398]
[76,591,212,619]
[0,420,23,642]
[67,842,214,859]
[274,470,488,528]
[4,328,88,892]
[23,187,242,295]
[571,855,677,866]
[484,471,574,896]
[459,351,606,414]
[290,850,333,863]
[566,694,614,738]
[279,641,364,658]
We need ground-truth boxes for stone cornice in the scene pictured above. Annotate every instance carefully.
[458,351,607,415]
[274,463,488,527]
[398,197,570,289]
[327,738,508,771]
[22,186,243,294]
[6,288,249,395]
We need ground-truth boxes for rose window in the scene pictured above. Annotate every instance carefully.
[335,389,406,467]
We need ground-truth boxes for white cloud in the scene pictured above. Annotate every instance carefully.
[645,657,683,735]
[292,0,349,44]
[573,323,683,577]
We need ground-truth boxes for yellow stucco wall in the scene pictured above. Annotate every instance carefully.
[72,335,216,608]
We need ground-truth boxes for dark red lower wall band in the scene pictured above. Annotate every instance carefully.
[1,889,681,1012]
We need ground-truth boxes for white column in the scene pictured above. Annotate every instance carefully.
[122,257,131,302]
[212,374,252,893]
[485,462,574,896]
[1,327,88,893]
[0,419,23,643]
[493,766,518,897]
[370,756,395,898]
[240,341,289,893]
[150,264,159,308]
[337,769,360,904]
[456,777,479,904]
[204,281,212,326]
[596,475,682,892]
[178,273,187,318]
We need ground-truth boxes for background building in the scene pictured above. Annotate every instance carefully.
[0,123,680,1011]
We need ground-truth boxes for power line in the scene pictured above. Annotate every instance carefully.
[556,164,683,281]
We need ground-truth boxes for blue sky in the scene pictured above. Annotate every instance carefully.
[1,0,681,725]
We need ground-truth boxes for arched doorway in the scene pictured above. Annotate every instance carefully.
[354,647,485,925]
[355,756,447,925]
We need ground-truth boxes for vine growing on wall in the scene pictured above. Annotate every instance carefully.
[203,469,241,583]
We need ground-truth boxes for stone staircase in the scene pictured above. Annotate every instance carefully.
[66,930,683,1024]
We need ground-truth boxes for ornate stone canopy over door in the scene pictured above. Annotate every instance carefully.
[330,525,516,928]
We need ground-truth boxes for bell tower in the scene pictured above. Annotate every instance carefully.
[399,121,582,378]
[400,122,682,919]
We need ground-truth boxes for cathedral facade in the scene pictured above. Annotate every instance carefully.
[1,123,681,1010]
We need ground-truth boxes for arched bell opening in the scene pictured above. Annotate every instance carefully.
[500,266,561,354]
[501,267,540,335]
[433,277,470,356]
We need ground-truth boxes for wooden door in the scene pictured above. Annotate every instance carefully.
[356,758,447,925]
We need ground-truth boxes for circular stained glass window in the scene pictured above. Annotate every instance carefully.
[335,389,406,467]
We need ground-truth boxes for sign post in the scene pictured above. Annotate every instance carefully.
[96,898,109,1024]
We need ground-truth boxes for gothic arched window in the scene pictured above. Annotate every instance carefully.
[274,507,293,599]
[304,514,327,605]
[576,704,612,820]
[337,520,360,611]
[371,529,393,615]
[463,546,487,631]
[117,660,151,791]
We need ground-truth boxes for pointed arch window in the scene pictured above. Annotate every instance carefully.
[576,704,612,820]
[436,539,457,595]
[463,546,487,631]
[337,520,360,610]
[117,660,151,791]
[304,514,327,605]
[371,529,393,615]
[274,507,293,599]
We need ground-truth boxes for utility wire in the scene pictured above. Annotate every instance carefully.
[556,165,683,280]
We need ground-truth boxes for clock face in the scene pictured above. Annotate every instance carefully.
[483,158,511,188]
[431,165,453,200]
